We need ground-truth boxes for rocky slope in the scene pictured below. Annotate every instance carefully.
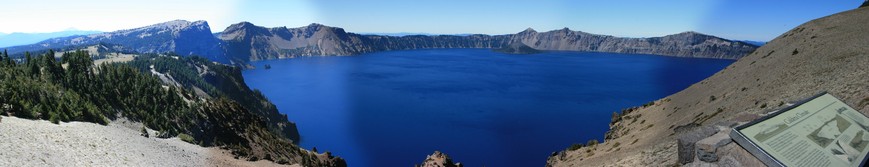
[218,23,758,61]
[4,20,228,63]
[547,6,869,167]
[126,54,302,143]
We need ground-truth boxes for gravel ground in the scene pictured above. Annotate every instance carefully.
[0,116,294,167]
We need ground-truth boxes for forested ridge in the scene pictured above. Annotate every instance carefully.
[0,50,343,166]
[127,54,300,141]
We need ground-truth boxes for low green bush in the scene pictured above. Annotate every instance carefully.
[178,133,195,144]
[568,143,585,151]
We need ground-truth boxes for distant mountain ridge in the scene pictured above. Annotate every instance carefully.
[0,30,101,48]
[4,20,228,63]
[359,32,473,37]
[3,20,758,64]
[220,23,757,61]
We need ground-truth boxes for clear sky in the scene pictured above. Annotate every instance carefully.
[0,0,860,41]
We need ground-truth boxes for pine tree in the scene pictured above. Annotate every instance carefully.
[24,52,32,65]
[26,52,39,79]
[2,49,11,66]
[41,52,63,83]
[1,49,7,66]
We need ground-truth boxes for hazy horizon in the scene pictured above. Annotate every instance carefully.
[0,0,860,41]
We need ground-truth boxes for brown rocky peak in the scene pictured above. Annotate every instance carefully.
[416,151,462,167]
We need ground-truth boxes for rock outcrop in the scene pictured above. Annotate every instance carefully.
[416,151,463,167]
[547,6,869,167]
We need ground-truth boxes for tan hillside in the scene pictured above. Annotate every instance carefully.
[547,7,869,167]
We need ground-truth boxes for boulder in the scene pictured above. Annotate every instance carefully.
[696,127,733,162]
[140,127,149,138]
[715,143,766,167]
[677,125,719,164]
[155,131,172,139]
[678,139,697,164]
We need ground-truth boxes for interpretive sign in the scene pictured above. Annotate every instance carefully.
[731,93,869,167]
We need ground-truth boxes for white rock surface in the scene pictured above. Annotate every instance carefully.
[0,116,293,167]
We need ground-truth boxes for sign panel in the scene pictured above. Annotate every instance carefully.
[731,93,869,167]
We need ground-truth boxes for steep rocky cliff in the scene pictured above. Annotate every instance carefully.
[219,22,374,61]
[512,29,757,59]
[547,7,869,167]
[218,22,758,61]
[182,57,301,142]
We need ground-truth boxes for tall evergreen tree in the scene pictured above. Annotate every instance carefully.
[41,51,63,83]
[25,52,32,65]
[2,49,11,66]
[25,52,40,78]
[2,49,7,65]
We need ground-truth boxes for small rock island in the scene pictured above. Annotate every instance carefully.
[493,42,542,54]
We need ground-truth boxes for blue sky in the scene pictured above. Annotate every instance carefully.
[0,0,860,41]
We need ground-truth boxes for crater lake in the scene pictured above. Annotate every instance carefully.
[241,49,734,167]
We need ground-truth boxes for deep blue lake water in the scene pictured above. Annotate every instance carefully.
[241,49,733,167]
